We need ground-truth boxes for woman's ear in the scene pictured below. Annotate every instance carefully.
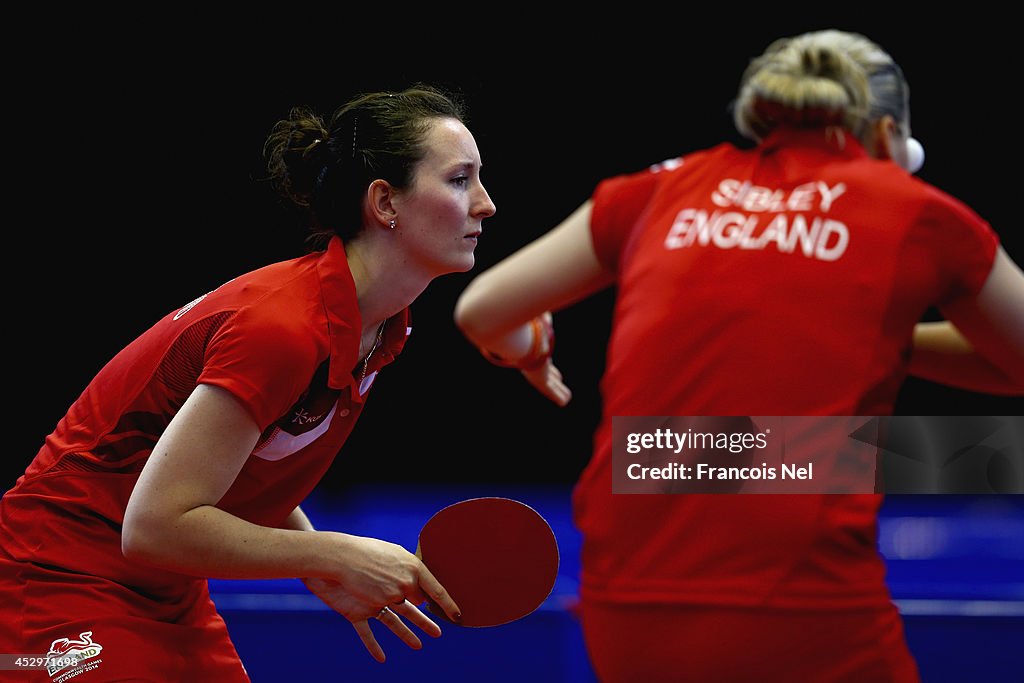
[865,115,921,172]
[869,114,901,161]
[365,179,397,228]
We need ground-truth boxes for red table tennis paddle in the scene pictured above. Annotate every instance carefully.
[415,497,559,628]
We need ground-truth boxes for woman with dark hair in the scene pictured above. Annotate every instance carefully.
[1,84,495,679]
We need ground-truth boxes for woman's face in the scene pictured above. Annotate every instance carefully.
[392,117,496,277]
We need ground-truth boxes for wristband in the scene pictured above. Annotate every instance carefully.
[481,316,554,371]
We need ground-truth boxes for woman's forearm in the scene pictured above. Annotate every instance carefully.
[122,502,346,580]
[455,200,612,352]
[909,321,1023,395]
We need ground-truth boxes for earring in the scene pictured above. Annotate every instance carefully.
[388,219,396,230]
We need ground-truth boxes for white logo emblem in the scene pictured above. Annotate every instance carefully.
[46,630,104,679]
[173,293,209,320]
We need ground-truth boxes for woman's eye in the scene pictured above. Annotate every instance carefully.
[451,176,469,187]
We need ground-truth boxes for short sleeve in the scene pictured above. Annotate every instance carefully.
[590,159,679,273]
[916,186,1000,306]
[198,306,323,431]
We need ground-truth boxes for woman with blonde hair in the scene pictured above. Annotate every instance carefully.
[455,30,1022,682]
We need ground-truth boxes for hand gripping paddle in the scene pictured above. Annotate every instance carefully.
[415,497,559,628]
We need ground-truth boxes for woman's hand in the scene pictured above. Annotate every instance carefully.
[521,357,572,406]
[302,534,460,663]
[453,199,613,409]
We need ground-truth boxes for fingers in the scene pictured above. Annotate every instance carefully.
[389,599,443,640]
[310,540,462,661]
[355,600,443,663]
[374,605,425,650]
[392,599,442,638]
[546,368,572,406]
[352,620,386,663]
[523,362,572,406]
[416,567,462,624]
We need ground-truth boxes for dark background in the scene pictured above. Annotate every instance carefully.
[6,18,1021,494]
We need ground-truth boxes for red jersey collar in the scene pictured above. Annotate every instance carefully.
[317,236,411,391]
[759,126,869,160]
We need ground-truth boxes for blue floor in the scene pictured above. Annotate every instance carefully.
[211,486,1023,683]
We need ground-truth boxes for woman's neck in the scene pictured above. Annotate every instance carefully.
[344,235,430,334]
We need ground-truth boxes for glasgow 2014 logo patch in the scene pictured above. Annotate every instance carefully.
[46,630,103,680]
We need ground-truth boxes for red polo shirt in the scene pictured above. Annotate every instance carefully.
[1,235,410,595]
[576,127,998,607]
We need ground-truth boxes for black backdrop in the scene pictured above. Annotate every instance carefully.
[7,18,1021,494]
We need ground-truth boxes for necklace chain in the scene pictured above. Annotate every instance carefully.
[360,321,386,383]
